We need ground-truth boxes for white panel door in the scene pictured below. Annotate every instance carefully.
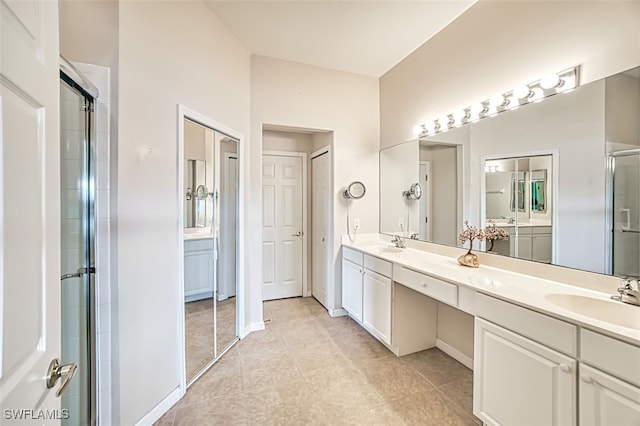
[419,161,431,240]
[262,155,303,300]
[580,364,640,426]
[362,270,391,345]
[1,0,64,422]
[474,318,576,426]
[311,152,330,308]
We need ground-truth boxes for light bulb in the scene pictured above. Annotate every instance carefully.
[412,125,423,135]
[513,85,532,99]
[439,115,451,128]
[505,95,519,110]
[490,94,506,108]
[425,120,436,131]
[540,73,560,90]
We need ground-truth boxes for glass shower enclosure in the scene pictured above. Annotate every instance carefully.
[60,64,97,425]
[609,150,640,279]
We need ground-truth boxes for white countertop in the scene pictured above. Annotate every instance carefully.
[184,227,213,240]
[342,236,640,346]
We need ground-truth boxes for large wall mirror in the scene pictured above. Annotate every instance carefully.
[380,65,640,279]
[182,116,240,385]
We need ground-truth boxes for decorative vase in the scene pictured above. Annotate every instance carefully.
[457,248,480,268]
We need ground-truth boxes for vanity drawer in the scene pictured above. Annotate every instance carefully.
[364,254,392,278]
[476,293,577,356]
[532,226,552,235]
[343,247,363,265]
[581,329,640,387]
[394,266,457,306]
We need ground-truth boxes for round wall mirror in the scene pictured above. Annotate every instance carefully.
[343,181,366,199]
[403,182,422,200]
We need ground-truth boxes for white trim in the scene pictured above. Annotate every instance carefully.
[480,149,559,262]
[310,146,333,310]
[243,321,266,338]
[436,339,474,370]
[328,307,348,318]
[262,150,309,298]
[134,386,182,426]
[176,104,246,396]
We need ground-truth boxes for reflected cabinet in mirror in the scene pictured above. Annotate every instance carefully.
[182,117,239,385]
[380,65,640,278]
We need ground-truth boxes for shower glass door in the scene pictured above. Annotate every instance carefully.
[612,152,640,279]
[60,76,96,425]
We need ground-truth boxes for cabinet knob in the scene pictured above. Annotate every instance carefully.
[421,282,427,288]
[559,364,571,373]
[580,375,593,384]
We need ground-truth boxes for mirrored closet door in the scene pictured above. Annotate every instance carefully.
[182,118,239,385]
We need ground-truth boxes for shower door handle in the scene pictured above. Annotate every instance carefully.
[61,266,95,281]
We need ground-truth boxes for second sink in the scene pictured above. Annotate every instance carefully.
[545,293,640,330]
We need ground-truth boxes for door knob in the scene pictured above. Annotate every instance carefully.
[46,359,78,397]
[292,231,302,237]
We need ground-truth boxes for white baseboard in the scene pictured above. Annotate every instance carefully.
[436,338,474,370]
[242,321,265,338]
[303,291,312,297]
[328,308,347,317]
[135,386,183,426]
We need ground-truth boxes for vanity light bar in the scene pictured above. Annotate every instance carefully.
[412,66,580,137]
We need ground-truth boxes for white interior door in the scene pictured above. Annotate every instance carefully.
[262,155,304,300]
[1,0,65,421]
[419,161,431,240]
[311,152,330,308]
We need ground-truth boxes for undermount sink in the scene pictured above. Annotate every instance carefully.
[545,293,640,330]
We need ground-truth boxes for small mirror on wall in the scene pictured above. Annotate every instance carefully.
[403,182,422,200]
[343,181,366,199]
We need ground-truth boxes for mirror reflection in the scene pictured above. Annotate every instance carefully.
[183,118,239,384]
[380,65,640,277]
[484,155,553,263]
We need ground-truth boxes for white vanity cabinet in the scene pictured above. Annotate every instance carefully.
[474,294,577,426]
[184,237,215,302]
[362,255,392,345]
[342,247,364,322]
[341,247,392,345]
[579,329,640,425]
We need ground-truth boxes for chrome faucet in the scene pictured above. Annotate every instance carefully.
[410,233,419,240]
[611,278,640,306]
[391,235,406,249]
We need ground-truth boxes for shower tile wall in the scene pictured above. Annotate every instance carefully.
[73,62,113,426]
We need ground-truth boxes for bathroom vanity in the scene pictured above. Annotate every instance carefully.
[184,230,215,302]
[342,235,640,425]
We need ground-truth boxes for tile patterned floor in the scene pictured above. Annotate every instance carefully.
[158,297,480,425]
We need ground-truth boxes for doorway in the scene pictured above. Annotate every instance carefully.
[261,152,306,300]
[311,149,331,309]
[60,67,98,425]
[178,106,242,388]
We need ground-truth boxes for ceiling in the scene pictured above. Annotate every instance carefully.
[204,1,476,77]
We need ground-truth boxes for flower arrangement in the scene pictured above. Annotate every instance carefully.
[457,221,485,267]
[484,220,510,252]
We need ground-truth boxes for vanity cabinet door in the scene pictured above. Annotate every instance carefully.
[579,364,640,426]
[474,318,576,426]
[342,259,363,322]
[362,269,392,345]
[184,249,214,300]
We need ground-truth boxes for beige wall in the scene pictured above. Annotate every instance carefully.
[251,56,380,315]
[380,1,640,148]
[117,2,250,424]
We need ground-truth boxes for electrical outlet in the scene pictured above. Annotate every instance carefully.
[354,219,360,230]
[398,217,405,228]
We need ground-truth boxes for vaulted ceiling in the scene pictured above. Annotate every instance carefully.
[204,1,476,77]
